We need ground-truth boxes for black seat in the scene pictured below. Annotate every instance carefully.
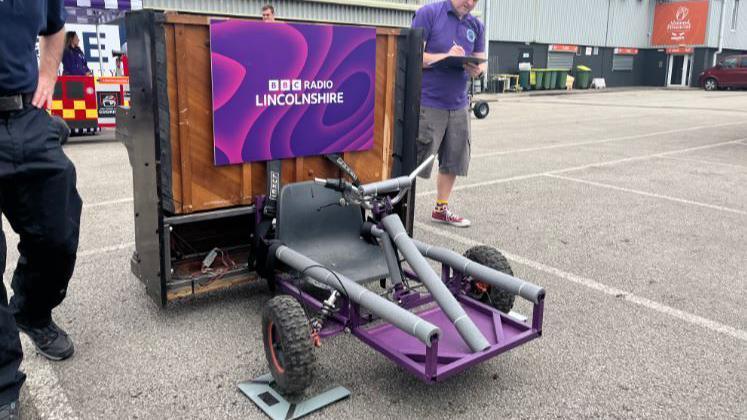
[276,181,389,285]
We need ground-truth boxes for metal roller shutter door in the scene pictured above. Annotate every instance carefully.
[547,52,574,70]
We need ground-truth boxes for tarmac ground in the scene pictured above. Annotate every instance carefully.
[6,88,747,419]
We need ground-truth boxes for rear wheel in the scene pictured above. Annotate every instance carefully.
[464,245,515,313]
[262,295,315,395]
[704,78,718,91]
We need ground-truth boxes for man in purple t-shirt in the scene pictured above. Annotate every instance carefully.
[412,0,485,228]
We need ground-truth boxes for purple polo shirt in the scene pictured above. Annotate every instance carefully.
[412,1,485,110]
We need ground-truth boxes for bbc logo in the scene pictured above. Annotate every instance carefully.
[269,79,302,92]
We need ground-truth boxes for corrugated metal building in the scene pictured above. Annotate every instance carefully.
[483,0,746,87]
[142,0,421,27]
[138,0,746,87]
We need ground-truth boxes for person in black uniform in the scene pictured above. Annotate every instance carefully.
[0,1,83,419]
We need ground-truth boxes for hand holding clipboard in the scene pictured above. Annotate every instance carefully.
[426,41,486,76]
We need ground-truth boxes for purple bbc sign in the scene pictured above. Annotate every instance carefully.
[210,19,376,165]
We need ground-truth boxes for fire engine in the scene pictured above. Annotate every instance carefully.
[51,75,130,135]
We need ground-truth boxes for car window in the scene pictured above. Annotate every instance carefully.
[740,57,747,68]
[722,57,738,69]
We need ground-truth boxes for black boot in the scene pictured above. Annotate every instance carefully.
[0,400,20,420]
[15,320,74,361]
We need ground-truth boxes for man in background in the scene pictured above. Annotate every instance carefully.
[261,4,276,22]
[412,0,486,228]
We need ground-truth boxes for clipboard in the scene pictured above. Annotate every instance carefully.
[428,55,486,69]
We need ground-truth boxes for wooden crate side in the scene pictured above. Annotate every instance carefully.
[343,33,397,182]
[165,15,401,213]
[168,23,247,213]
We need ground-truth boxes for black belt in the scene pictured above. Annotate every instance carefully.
[0,93,34,112]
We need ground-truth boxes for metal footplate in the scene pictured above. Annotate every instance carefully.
[238,374,350,420]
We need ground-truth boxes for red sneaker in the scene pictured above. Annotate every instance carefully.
[431,206,471,228]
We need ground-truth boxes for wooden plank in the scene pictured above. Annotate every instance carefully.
[295,157,305,181]
[343,34,388,183]
[240,164,252,204]
[174,25,193,213]
[163,12,210,26]
[165,24,183,213]
[382,34,397,179]
[376,27,402,36]
[180,25,244,212]
[166,273,257,301]
[302,156,338,182]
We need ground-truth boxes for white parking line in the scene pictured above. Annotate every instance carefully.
[82,197,134,209]
[415,222,747,343]
[417,139,745,197]
[472,121,747,159]
[19,337,79,420]
[545,174,747,216]
[658,156,747,170]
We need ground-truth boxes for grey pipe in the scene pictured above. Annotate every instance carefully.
[382,215,490,353]
[413,240,545,304]
[275,245,440,346]
[369,226,403,287]
[359,176,411,197]
[358,155,436,197]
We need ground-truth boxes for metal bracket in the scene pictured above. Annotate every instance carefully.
[238,374,350,420]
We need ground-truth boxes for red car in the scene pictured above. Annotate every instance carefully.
[699,55,747,91]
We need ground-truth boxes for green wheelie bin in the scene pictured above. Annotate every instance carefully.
[534,70,545,90]
[547,70,558,90]
[543,69,554,90]
[519,70,530,90]
[556,71,568,89]
[575,65,592,89]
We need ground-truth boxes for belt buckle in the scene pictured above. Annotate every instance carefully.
[0,94,24,112]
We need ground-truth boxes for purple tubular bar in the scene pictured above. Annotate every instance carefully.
[274,245,441,346]
[412,240,545,304]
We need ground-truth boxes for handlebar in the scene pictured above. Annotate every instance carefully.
[315,155,435,206]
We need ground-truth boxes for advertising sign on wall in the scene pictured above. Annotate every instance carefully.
[210,20,376,165]
[652,1,709,46]
[614,48,639,55]
[549,45,578,53]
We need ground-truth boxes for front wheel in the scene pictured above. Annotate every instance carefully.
[463,245,515,313]
[262,295,315,395]
[703,78,718,91]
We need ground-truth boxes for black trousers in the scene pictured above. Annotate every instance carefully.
[0,106,82,404]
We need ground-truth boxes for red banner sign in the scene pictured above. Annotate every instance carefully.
[96,76,130,85]
[549,44,578,53]
[652,1,709,46]
[666,47,695,55]
[614,48,639,55]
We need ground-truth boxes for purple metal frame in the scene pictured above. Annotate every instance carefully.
[275,262,544,383]
[259,187,543,383]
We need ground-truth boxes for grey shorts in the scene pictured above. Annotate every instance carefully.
[416,106,471,179]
